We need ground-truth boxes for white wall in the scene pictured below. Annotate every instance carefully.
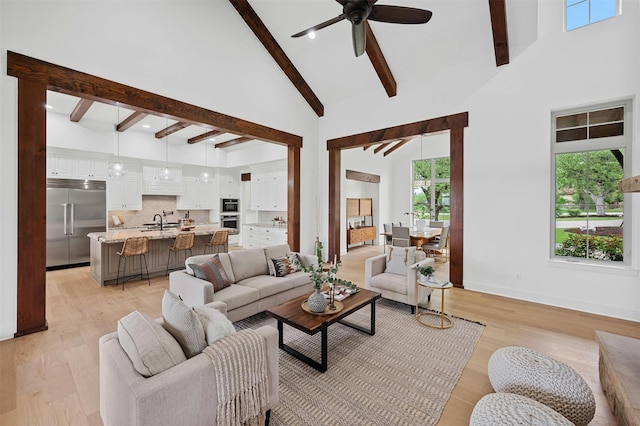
[0,1,319,340]
[322,1,640,322]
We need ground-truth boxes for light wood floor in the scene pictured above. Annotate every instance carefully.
[2,245,638,425]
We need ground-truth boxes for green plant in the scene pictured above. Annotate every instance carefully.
[293,242,356,291]
[555,234,623,262]
[415,264,435,277]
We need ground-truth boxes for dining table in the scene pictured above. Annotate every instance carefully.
[381,227,441,248]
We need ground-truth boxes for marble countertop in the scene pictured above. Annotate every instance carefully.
[88,225,233,244]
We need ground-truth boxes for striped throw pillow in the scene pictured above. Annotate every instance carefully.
[189,255,231,292]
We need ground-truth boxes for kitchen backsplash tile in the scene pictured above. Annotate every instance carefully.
[108,195,212,229]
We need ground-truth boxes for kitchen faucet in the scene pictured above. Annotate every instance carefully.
[152,213,164,231]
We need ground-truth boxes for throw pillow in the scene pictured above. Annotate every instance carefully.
[189,254,231,292]
[161,290,206,358]
[270,255,301,277]
[117,310,187,377]
[385,246,417,275]
[193,305,236,345]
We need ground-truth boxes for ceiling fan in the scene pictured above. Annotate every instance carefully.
[292,0,433,57]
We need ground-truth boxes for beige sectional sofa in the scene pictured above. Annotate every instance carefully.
[99,301,279,426]
[169,244,316,322]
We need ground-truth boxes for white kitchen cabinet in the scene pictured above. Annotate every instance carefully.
[74,156,108,180]
[219,170,239,198]
[242,225,287,249]
[177,177,217,210]
[46,152,73,178]
[107,169,142,210]
[250,171,287,211]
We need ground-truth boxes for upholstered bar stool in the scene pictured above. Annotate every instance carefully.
[116,236,151,291]
[166,232,195,275]
[204,230,228,255]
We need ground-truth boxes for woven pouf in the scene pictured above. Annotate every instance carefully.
[488,346,595,426]
[470,393,573,425]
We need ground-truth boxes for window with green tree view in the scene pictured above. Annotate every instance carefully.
[552,101,631,263]
[413,157,450,222]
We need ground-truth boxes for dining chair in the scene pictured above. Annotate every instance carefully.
[383,223,393,247]
[391,226,411,247]
[415,219,426,232]
[422,226,450,260]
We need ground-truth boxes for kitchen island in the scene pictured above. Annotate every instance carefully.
[87,225,233,286]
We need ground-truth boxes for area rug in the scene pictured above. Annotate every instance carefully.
[235,299,485,425]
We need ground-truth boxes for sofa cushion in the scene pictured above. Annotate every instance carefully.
[370,272,408,295]
[189,254,231,292]
[193,305,236,345]
[264,243,291,261]
[238,275,293,299]
[229,248,269,282]
[286,270,313,288]
[269,255,301,277]
[117,310,186,378]
[385,246,417,275]
[212,284,260,311]
[161,290,206,358]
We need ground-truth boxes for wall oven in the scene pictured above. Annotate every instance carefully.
[221,198,239,213]
[220,214,239,232]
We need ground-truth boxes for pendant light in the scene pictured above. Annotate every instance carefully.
[107,107,128,178]
[157,118,175,181]
[199,141,212,184]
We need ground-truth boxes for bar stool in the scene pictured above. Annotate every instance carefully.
[204,230,228,255]
[166,232,195,275]
[116,236,151,291]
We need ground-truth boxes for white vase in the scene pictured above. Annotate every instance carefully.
[307,289,327,313]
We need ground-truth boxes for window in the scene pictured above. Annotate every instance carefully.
[413,157,450,223]
[566,0,617,31]
[552,100,632,264]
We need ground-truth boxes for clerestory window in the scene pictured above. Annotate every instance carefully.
[551,100,632,264]
[566,0,618,31]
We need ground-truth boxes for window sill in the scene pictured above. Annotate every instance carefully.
[547,258,639,277]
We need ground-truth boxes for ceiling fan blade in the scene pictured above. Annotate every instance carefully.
[291,14,346,37]
[368,5,432,24]
[352,22,366,57]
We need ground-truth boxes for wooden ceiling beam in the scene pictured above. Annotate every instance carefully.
[365,22,397,97]
[488,0,510,66]
[188,129,226,144]
[383,138,410,156]
[373,142,391,154]
[155,121,190,138]
[116,111,147,132]
[215,136,253,148]
[69,98,94,122]
[229,0,324,117]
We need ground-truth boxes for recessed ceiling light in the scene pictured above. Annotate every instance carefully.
[308,31,316,40]
[142,124,150,129]
[209,138,216,142]
[45,104,53,109]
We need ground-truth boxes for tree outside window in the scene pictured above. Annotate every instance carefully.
[413,157,450,222]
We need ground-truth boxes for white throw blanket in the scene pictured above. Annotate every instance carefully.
[203,329,268,426]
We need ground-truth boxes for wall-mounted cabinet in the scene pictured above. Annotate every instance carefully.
[219,170,239,198]
[46,152,74,178]
[346,197,375,248]
[74,156,108,179]
[250,171,287,211]
[107,165,142,210]
[177,176,218,210]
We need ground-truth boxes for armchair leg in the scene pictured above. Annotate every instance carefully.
[265,409,271,426]
[410,305,415,315]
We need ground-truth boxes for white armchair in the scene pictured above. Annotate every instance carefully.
[364,247,435,313]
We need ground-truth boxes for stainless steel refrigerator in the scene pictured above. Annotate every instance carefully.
[46,178,107,269]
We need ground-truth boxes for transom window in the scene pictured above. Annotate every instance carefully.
[566,0,618,31]
[551,100,632,264]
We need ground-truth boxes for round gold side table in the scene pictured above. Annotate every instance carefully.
[415,279,453,329]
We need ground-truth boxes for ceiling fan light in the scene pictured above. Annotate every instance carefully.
[107,161,128,178]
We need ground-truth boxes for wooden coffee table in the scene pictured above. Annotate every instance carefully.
[266,288,381,372]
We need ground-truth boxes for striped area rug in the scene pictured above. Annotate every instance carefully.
[235,299,485,425]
